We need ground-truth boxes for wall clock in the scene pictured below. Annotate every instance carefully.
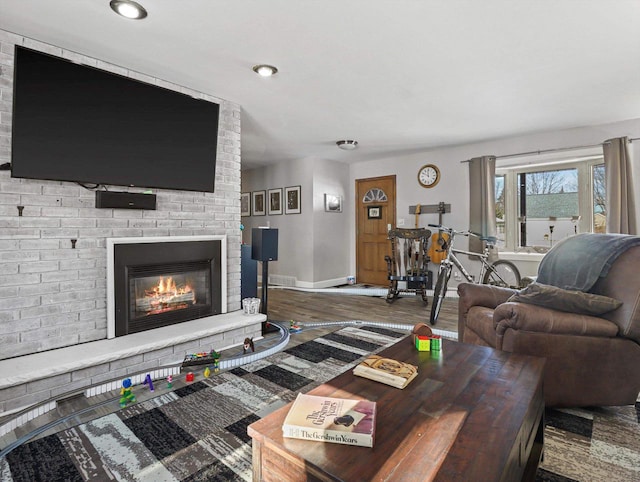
[417,164,440,188]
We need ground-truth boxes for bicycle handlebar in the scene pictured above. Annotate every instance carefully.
[428,224,474,237]
[427,224,497,243]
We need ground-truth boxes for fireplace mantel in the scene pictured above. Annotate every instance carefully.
[0,311,263,391]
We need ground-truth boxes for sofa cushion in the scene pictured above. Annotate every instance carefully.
[507,282,622,316]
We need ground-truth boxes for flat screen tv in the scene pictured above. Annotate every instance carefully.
[11,46,220,192]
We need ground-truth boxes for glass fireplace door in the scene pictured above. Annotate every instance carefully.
[127,261,212,332]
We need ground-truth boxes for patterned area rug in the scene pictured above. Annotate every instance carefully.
[1,326,638,481]
[538,405,640,482]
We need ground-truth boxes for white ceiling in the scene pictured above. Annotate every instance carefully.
[2,1,639,169]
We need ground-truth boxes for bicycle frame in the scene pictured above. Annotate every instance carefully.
[430,223,522,326]
[438,234,491,283]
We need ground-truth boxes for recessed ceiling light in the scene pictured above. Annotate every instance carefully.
[110,0,148,19]
[336,140,358,150]
[252,65,278,77]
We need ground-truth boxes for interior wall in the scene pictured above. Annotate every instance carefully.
[348,118,640,279]
[241,159,314,285]
[242,118,639,288]
[0,30,241,360]
[242,158,349,287]
[312,160,350,284]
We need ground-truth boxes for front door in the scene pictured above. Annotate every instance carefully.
[356,175,396,286]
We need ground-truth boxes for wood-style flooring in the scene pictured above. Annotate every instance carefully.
[0,287,459,449]
[266,287,459,334]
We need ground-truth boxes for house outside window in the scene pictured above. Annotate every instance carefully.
[496,155,605,252]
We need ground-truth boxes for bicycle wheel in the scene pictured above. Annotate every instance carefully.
[482,260,521,289]
[429,263,452,325]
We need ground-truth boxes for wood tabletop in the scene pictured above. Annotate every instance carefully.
[248,338,545,482]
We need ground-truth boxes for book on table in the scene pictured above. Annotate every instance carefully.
[353,354,418,389]
[282,393,376,447]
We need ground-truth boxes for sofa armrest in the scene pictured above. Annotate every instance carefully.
[493,302,620,350]
[457,282,517,311]
[457,283,518,340]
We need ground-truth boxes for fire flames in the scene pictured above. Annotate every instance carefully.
[140,276,196,315]
[153,277,190,296]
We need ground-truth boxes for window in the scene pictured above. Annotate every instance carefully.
[496,156,605,252]
[362,188,387,203]
[593,164,606,233]
[495,174,506,248]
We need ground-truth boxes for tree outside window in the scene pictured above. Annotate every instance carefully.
[518,168,578,247]
[593,164,606,233]
[495,157,604,252]
[495,175,506,247]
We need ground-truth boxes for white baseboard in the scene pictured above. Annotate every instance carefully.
[294,277,348,289]
[263,276,350,290]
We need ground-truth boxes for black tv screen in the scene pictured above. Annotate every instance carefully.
[11,46,219,192]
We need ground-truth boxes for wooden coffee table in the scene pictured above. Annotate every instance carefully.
[248,338,545,481]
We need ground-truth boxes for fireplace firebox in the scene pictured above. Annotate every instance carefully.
[107,236,226,338]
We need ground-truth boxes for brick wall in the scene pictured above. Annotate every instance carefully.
[0,30,242,361]
[0,316,262,415]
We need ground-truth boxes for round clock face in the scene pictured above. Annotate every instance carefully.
[418,164,440,188]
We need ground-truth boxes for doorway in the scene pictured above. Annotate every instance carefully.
[355,175,396,286]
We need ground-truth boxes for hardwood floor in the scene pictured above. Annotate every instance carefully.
[1,286,459,450]
[266,287,459,334]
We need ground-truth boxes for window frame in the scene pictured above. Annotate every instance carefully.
[496,155,604,252]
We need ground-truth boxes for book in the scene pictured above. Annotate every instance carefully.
[353,355,418,389]
[282,393,376,447]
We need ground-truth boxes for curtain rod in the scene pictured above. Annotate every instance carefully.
[460,137,640,163]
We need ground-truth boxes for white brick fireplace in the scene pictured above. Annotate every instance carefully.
[0,30,262,416]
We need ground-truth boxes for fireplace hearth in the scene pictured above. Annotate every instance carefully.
[107,236,227,338]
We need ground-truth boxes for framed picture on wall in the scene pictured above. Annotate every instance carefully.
[241,192,251,217]
[324,193,342,212]
[252,190,266,216]
[268,188,283,215]
[285,185,301,214]
[367,205,382,219]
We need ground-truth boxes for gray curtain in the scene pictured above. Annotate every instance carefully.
[603,137,637,235]
[468,156,497,256]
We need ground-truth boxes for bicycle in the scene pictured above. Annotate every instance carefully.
[427,224,522,325]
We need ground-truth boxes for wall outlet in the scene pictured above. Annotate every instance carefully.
[453,270,462,281]
[397,218,405,226]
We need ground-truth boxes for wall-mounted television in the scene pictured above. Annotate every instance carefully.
[11,46,220,192]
